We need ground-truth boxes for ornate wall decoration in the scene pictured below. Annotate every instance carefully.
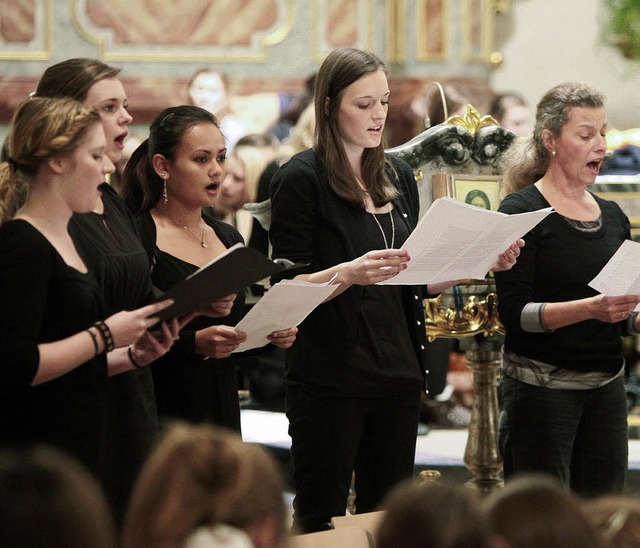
[461,0,494,62]
[70,0,295,61]
[0,0,51,60]
[386,0,406,63]
[311,0,374,60]
[416,0,449,61]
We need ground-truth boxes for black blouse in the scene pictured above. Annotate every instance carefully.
[69,183,158,516]
[135,210,245,431]
[0,220,106,473]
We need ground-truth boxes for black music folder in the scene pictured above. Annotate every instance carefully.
[154,243,297,321]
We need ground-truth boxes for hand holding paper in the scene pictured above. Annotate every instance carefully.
[589,239,640,312]
[233,277,338,353]
[154,243,300,322]
[378,197,553,285]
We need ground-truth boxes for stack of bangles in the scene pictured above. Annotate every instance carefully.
[85,320,144,369]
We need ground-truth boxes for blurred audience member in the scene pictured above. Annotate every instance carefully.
[268,73,316,143]
[410,82,470,131]
[489,92,532,136]
[217,133,279,244]
[582,494,640,548]
[483,474,604,548]
[250,103,316,257]
[187,68,247,152]
[0,445,116,548]
[122,422,288,548]
[599,144,640,176]
[375,479,492,548]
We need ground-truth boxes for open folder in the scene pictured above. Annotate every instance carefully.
[154,243,298,321]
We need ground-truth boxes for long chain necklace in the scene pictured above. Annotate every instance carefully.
[167,217,208,248]
[370,209,395,249]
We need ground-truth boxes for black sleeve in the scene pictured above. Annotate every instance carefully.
[269,156,319,281]
[494,192,539,335]
[0,224,49,393]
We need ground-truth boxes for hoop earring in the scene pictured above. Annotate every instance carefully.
[162,177,168,204]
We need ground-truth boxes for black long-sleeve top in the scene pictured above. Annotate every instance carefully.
[494,184,631,375]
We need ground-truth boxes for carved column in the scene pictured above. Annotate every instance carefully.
[425,283,504,496]
[462,343,504,494]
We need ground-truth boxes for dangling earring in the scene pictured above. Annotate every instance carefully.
[162,176,168,204]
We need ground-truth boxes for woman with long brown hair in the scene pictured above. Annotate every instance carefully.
[269,47,522,532]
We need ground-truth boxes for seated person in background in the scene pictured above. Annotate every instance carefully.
[187,68,248,152]
[0,445,116,548]
[483,474,604,548]
[375,479,492,548]
[410,82,471,132]
[488,92,532,137]
[187,68,283,152]
[216,133,279,245]
[268,73,316,143]
[251,104,316,257]
[122,422,288,548]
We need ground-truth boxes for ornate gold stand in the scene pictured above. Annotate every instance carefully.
[463,347,504,494]
[425,279,504,494]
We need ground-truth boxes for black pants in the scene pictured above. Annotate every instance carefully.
[500,373,628,497]
[286,384,422,533]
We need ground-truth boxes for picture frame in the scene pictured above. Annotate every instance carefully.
[432,173,502,212]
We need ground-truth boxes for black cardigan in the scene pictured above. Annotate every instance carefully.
[270,149,429,395]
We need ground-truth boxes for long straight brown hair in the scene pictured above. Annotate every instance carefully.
[314,47,398,208]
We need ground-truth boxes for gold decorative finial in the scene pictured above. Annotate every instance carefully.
[445,104,499,137]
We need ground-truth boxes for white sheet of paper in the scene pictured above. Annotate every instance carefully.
[588,239,640,311]
[378,197,553,285]
[233,277,339,353]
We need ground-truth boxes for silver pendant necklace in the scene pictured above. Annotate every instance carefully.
[370,209,395,249]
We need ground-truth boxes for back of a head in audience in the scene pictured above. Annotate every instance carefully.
[0,445,116,548]
[581,494,640,548]
[483,474,604,548]
[375,479,492,548]
[122,422,287,548]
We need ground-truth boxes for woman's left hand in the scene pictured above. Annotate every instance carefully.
[198,294,237,318]
[267,327,298,349]
[491,239,525,271]
[129,317,183,367]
